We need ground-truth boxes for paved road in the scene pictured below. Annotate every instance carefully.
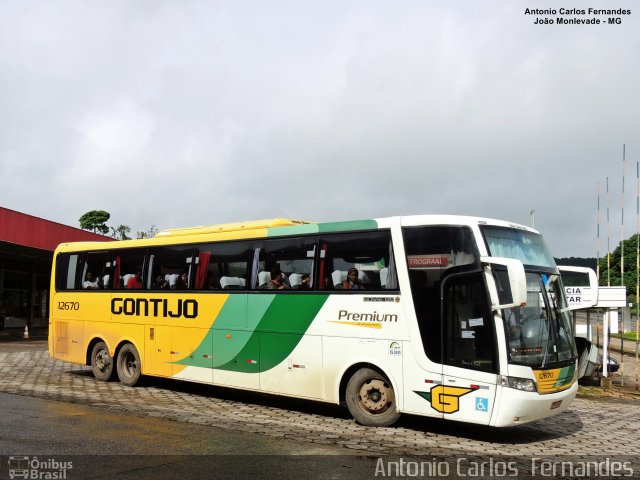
[1,341,639,478]
[0,392,380,479]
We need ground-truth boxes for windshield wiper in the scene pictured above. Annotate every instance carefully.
[541,343,549,368]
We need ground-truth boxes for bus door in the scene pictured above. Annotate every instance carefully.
[439,272,498,424]
[146,324,173,377]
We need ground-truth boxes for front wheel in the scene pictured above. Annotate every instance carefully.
[90,341,114,381]
[345,368,400,427]
[116,343,142,386]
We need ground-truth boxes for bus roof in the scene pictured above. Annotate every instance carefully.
[156,218,313,237]
[53,215,537,253]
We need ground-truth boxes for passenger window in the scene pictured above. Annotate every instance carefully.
[55,254,80,290]
[251,237,317,291]
[194,241,251,290]
[318,231,396,292]
[114,250,147,290]
[148,246,195,290]
[81,252,114,290]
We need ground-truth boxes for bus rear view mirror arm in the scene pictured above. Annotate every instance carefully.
[481,256,527,310]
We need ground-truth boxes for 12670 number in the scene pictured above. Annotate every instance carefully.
[58,301,79,311]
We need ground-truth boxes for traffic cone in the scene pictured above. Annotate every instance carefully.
[23,325,29,339]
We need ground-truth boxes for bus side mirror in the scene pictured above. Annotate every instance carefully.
[481,256,527,310]
[558,266,599,310]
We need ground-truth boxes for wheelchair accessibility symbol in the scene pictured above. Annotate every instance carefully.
[476,397,489,412]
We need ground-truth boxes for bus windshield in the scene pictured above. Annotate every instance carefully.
[481,226,556,269]
[501,273,576,367]
[480,226,576,367]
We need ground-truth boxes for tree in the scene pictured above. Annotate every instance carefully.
[110,224,131,240]
[598,233,640,289]
[79,210,111,235]
[554,257,597,270]
[136,225,159,239]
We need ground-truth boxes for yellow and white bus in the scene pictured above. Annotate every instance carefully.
[49,215,590,427]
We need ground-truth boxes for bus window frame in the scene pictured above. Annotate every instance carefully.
[248,235,320,293]
[318,229,398,294]
[54,229,400,295]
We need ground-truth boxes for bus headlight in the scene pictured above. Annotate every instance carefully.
[501,376,537,392]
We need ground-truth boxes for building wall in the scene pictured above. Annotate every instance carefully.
[0,207,113,329]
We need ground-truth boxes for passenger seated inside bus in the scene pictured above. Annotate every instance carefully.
[331,270,347,289]
[332,268,366,290]
[341,268,364,290]
[204,273,220,290]
[173,272,189,289]
[152,274,170,289]
[126,270,143,289]
[266,268,290,290]
[83,272,100,289]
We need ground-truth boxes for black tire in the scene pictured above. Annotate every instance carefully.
[345,368,400,427]
[116,343,142,386]
[90,341,114,381]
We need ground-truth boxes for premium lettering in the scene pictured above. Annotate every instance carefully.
[111,297,198,319]
[338,309,398,323]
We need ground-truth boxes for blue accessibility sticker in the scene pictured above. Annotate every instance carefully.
[475,397,489,412]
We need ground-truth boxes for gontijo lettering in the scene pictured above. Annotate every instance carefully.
[111,297,198,318]
[338,310,398,322]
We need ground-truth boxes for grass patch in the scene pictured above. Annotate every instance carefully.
[611,332,640,342]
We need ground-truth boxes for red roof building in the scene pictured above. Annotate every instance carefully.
[0,207,113,330]
[0,207,111,251]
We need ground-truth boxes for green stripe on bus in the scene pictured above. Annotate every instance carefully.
[215,294,250,329]
[316,220,378,233]
[268,219,378,237]
[247,295,276,330]
[175,295,273,369]
[557,364,575,387]
[176,294,329,372]
[175,329,215,369]
[215,294,328,372]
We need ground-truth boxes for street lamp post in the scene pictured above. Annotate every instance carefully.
[530,209,535,229]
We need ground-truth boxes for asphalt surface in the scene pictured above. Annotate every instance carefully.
[0,392,380,479]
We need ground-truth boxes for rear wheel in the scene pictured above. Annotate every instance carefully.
[116,343,142,386]
[90,341,114,381]
[346,368,400,427]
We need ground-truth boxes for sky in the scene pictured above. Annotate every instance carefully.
[0,1,638,258]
